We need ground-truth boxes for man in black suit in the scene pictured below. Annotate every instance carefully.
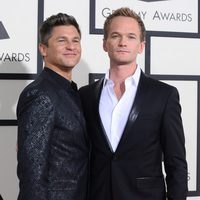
[17,13,89,200]
[79,7,188,200]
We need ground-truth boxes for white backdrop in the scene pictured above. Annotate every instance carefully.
[0,0,200,199]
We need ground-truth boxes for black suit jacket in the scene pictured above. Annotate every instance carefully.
[79,71,188,200]
[17,68,89,200]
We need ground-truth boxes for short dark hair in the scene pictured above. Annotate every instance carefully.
[103,7,146,42]
[39,13,81,46]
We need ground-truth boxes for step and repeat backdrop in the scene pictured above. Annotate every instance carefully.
[0,0,200,199]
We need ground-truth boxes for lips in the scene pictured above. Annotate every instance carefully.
[63,52,77,56]
[116,49,130,53]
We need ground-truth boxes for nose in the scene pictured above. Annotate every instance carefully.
[65,41,75,50]
[118,36,127,47]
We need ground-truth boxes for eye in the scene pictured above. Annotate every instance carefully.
[57,38,65,43]
[111,34,119,38]
[73,39,80,43]
[128,34,136,39]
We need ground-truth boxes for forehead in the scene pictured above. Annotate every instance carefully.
[51,25,80,38]
[109,16,140,32]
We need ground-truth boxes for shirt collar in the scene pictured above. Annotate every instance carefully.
[103,70,110,86]
[103,66,141,87]
[44,67,78,91]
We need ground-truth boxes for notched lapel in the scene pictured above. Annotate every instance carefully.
[94,78,104,102]
[116,72,150,153]
[94,79,115,153]
[128,73,148,123]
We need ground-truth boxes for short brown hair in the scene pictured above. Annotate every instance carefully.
[40,13,81,46]
[103,7,146,42]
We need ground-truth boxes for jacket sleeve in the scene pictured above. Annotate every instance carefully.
[17,90,55,200]
[161,87,188,200]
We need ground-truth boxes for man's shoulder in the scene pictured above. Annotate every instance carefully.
[21,74,47,96]
[16,74,55,116]
[142,73,176,92]
[18,70,57,105]
[79,78,103,93]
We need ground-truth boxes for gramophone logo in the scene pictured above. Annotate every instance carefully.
[0,21,9,40]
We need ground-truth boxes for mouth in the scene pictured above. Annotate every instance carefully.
[63,52,76,55]
[116,49,130,53]
[63,52,77,57]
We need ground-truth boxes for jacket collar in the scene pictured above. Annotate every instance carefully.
[116,72,150,153]
[94,71,150,154]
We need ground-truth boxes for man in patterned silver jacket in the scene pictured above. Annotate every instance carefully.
[17,13,89,200]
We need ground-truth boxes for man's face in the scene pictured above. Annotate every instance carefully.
[40,25,81,71]
[103,16,145,67]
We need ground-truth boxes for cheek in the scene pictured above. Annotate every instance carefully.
[78,46,81,53]
[74,44,81,53]
[103,40,115,52]
[106,44,116,53]
[46,48,60,60]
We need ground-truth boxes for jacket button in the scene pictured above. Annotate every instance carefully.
[112,155,117,160]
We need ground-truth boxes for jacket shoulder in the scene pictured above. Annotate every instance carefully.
[17,72,57,115]
[79,78,103,96]
[19,71,57,100]
[142,73,178,93]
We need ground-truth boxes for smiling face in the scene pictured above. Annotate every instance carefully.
[103,16,145,68]
[39,25,81,77]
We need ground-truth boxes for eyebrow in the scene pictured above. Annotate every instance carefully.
[56,36,81,40]
[110,32,137,36]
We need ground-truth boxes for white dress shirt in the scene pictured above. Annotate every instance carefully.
[99,67,141,152]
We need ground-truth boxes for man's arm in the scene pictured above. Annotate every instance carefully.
[17,91,55,200]
[161,87,188,200]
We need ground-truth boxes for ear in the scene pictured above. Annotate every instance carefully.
[103,39,108,52]
[39,43,47,57]
[138,41,145,54]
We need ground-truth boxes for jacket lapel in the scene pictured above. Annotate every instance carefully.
[115,72,150,153]
[94,78,115,153]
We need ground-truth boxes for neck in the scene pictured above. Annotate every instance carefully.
[109,64,137,84]
[109,64,137,101]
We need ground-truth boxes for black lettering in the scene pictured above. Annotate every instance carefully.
[176,13,181,21]
[169,13,176,21]
[138,11,147,20]
[18,53,24,62]
[4,53,11,61]
[12,53,17,61]
[152,11,161,20]
[188,14,192,22]
[0,52,31,62]
[182,13,187,22]
[153,11,193,22]
[160,12,171,20]
[0,53,4,61]
[25,53,30,62]
[102,8,111,18]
